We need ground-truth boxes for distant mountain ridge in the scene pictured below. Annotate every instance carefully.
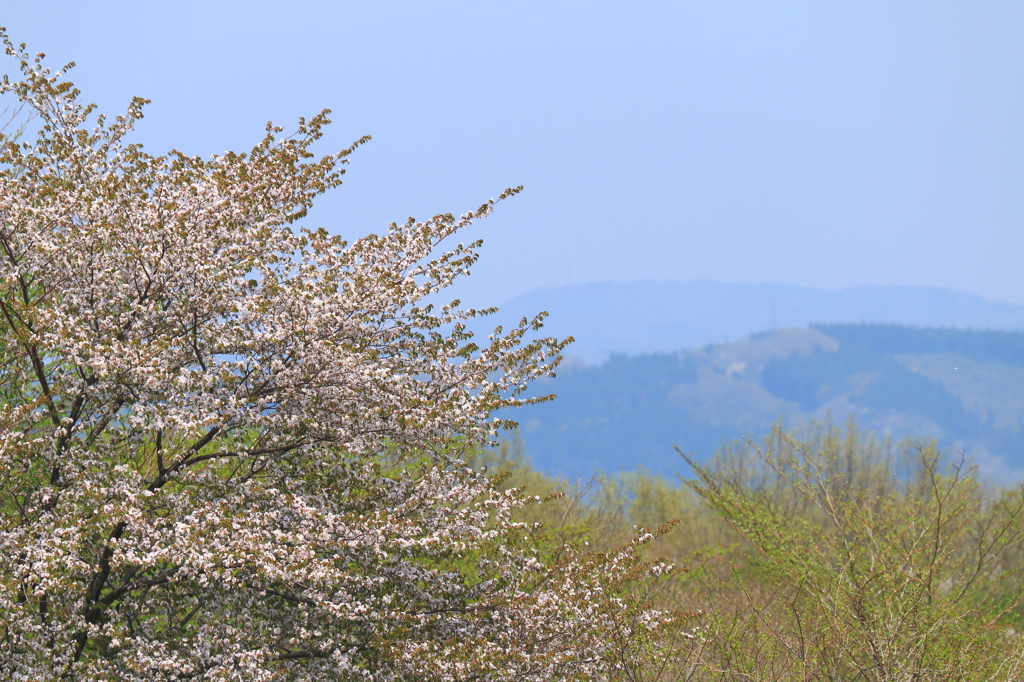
[493,281,1024,364]
[510,324,1024,481]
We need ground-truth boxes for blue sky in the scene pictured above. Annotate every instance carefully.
[3,2,1022,304]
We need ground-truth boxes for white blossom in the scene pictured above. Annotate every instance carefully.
[0,33,684,681]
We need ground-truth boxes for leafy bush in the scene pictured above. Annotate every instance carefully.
[489,423,1024,681]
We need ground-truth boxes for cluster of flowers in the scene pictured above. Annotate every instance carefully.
[0,33,683,680]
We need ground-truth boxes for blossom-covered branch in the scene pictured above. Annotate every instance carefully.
[0,31,685,681]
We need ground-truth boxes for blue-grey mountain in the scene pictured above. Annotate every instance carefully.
[494,282,1024,365]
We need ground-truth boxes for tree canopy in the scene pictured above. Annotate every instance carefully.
[0,33,683,680]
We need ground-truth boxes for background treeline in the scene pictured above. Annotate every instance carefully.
[514,324,1024,478]
[481,422,1024,681]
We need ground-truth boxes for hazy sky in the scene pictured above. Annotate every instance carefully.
[3,2,1022,304]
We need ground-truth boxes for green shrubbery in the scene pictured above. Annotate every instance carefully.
[482,422,1024,681]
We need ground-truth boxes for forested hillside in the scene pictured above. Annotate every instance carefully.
[513,324,1024,478]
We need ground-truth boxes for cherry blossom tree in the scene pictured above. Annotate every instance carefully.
[0,33,685,680]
